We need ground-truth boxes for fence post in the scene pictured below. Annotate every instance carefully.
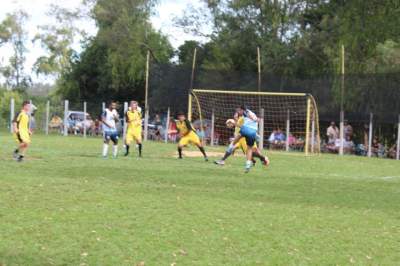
[122,102,128,145]
[258,108,264,150]
[83,102,87,138]
[367,113,373,157]
[285,109,290,152]
[10,98,15,133]
[211,109,215,146]
[396,114,400,160]
[165,108,170,143]
[339,111,344,156]
[45,100,50,135]
[63,100,69,137]
[144,108,149,141]
[102,102,105,112]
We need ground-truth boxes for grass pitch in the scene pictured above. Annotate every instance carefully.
[1,133,400,265]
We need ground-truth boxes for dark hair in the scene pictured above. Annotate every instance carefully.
[177,111,185,117]
[22,101,30,107]
[239,105,246,110]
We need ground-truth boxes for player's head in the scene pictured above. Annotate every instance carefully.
[177,111,186,121]
[130,101,138,110]
[237,105,246,115]
[109,101,117,110]
[22,101,31,112]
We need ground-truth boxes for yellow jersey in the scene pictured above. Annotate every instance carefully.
[235,116,244,136]
[126,110,142,130]
[14,111,30,133]
[176,120,194,136]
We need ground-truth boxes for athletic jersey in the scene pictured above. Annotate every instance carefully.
[242,109,258,131]
[235,116,244,136]
[102,108,118,133]
[176,120,194,135]
[126,110,142,130]
[13,111,29,133]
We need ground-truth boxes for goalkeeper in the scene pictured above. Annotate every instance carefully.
[215,112,267,166]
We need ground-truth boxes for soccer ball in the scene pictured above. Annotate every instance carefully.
[226,119,235,129]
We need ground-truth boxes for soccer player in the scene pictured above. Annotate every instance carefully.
[101,101,120,158]
[124,100,142,157]
[228,106,269,173]
[12,101,32,162]
[215,113,266,166]
[176,112,208,161]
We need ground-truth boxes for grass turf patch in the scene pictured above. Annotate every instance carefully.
[0,133,399,265]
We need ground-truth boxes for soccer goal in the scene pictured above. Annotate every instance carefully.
[188,89,320,155]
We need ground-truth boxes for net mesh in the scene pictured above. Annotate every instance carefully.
[190,89,320,154]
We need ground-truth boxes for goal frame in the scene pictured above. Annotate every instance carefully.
[188,89,321,155]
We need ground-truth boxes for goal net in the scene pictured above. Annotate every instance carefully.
[189,89,320,154]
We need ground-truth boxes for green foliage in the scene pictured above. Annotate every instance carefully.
[57,0,173,103]
[0,10,31,91]
[0,135,400,264]
[0,89,23,127]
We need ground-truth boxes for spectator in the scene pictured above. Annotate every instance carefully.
[388,144,398,159]
[327,121,339,144]
[269,128,286,149]
[343,135,355,154]
[344,120,353,139]
[153,114,163,141]
[49,115,63,133]
[168,118,177,142]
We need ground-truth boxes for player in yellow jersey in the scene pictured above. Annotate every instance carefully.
[215,112,269,167]
[12,101,32,162]
[176,112,208,161]
[124,101,143,157]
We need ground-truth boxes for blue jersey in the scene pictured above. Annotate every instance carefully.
[242,109,258,131]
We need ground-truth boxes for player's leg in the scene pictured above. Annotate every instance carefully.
[111,133,119,158]
[125,132,133,156]
[14,133,30,162]
[102,133,111,157]
[252,147,270,166]
[177,136,189,159]
[215,140,240,165]
[134,130,143,157]
[192,132,208,161]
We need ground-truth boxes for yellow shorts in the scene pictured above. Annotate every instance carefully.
[126,128,142,144]
[179,131,201,146]
[14,131,31,144]
[234,137,256,154]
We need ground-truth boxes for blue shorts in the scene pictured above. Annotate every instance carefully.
[104,131,119,144]
[240,127,257,147]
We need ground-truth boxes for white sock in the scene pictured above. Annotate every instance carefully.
[245,160,252,169]
[113,145,118,157]
[102,144,109,157]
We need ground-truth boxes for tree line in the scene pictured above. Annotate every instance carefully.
[0,0,400,113]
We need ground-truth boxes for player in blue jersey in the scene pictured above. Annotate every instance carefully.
[228,105,269,173]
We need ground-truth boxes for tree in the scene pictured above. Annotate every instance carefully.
[0,10,31,91]
[33,4,87,78]
[57,0,174,103]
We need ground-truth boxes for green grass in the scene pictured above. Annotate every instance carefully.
[1,133,400,265]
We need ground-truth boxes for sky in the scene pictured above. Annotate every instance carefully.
[0,0,210,83]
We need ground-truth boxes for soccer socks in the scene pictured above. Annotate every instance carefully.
[112,145,118,158]
[138,143,142,157]
[124,145,130,156]
[102,144,109,157]
[178,147,183,158]
[199,146,208,160]
[221,150,232,161]
[245,160,253,172]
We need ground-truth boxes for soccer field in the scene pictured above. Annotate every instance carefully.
[1,133,399,265]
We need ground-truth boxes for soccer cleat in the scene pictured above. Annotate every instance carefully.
[214,160,225,166]
[13,150,19,160]
[17,155,24,162]
[245,167,251,173]
[252,159,257,166]
[204,157,209,162]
